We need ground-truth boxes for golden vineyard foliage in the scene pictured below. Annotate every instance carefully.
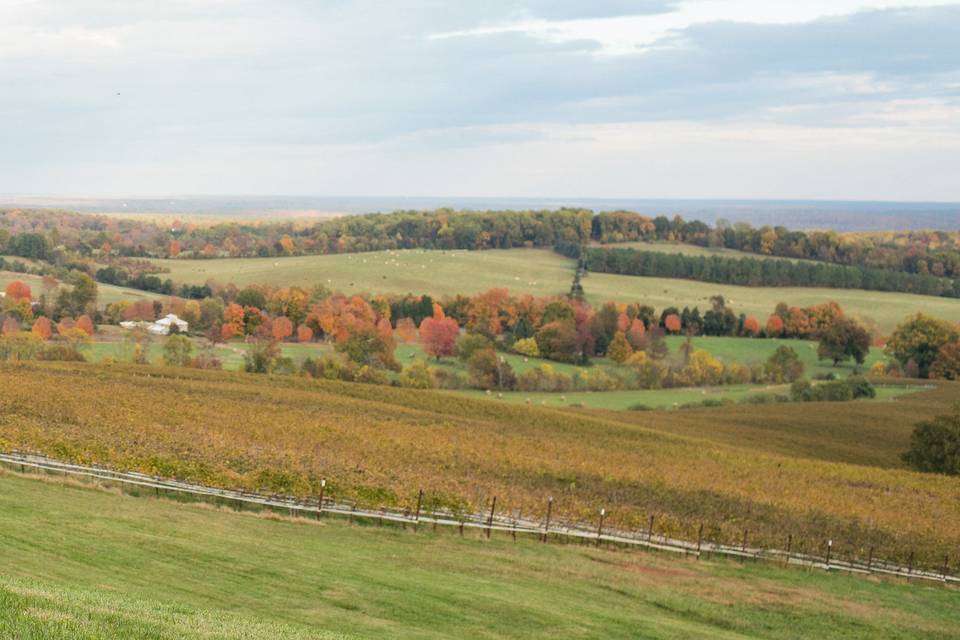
[1,361,958,569]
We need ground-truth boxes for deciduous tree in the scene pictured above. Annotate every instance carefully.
[420,317,459,360]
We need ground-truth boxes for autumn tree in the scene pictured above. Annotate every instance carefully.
[885,313,959,378]
[742,317,760,336]
[296,324,314,343]
[764,346,805,383]
[930,343,960,380]
[31,316,52,341]
[76,315,95,336]
[626,318,646,349]
[395,318,418,343]
[162,335,194,367]
[4,281,31,302]
[2,317,20,336]
[335,324,400,371]
[817,317,871,366]
[420,317,459,360]
[766,314,785,336]
[221,303,245,340]
[664,313,682,334]
[607,331,633,364]
[272,316,294,341]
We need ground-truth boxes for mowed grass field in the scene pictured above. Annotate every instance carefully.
[150,249,575,297]
[147,249,960,333]
[1,361,958,568]
[2,473,958,640]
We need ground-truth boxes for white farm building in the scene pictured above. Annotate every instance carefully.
[120,314,188,336]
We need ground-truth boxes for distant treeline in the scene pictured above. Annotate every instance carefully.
[581,247,960,298]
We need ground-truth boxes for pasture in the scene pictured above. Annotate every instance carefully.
[1,361,958,567]
[2,472,957,639]
[149,249,575,297]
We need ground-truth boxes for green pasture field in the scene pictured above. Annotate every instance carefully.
[600,241,804,262]
[1,471,957,639]
[149,249,576,297]
[460,383,918,411]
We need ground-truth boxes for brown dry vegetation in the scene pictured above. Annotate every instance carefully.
[1,361,958,570]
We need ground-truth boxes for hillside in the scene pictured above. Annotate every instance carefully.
[1,361,958,569]
[3,472,958,639]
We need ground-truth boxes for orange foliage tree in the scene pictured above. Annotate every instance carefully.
[76,315,95,336]
[766,314,785,336]
[743,317,760,336]
[664,314,682,334]
[296,324,314,343]
[272,316,293,341]
[31,316,52,341]
[395,318,417,343]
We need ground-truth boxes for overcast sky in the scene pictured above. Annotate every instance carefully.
[1,0,959,200]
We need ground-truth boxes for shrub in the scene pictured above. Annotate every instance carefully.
[399,360,437,389]
[455,333,491,362]
[902,405,960,475]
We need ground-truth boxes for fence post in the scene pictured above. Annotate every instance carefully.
[866,546,874,573]
[826,539,832,570]
[647,515,655,542]
[595,509,606,548]
[459,520,464,537]
[542,497,553,543]
[696,523,704,558]
[907,550,915,577]
[942,555,949,582]
[486,496,497,539]
[785,534,792,567]
[414,489,423,532]
[318,479,326,517]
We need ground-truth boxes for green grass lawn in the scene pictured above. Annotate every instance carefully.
[1,471,957,639]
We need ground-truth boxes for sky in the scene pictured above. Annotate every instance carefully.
[1,0,959,201]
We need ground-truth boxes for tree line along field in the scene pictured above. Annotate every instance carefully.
[3,475,958,639]
[80,331,905,411]
[141,248,960,334]
[1,361,958,571]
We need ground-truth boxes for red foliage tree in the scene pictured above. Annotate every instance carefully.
[4,281,32,302]
[742,317,760,336]
[420,317,460,360]
[766,314,785,336]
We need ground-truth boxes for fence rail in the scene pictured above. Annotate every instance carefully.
[1,451,956,587]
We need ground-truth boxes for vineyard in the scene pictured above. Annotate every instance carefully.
[2,361,959,571]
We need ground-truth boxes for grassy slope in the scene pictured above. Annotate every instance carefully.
[150,249,575,297]
[0,270,161,305]
[1,472,957,640]
[604,241,805,262]
[1,361,958,566]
